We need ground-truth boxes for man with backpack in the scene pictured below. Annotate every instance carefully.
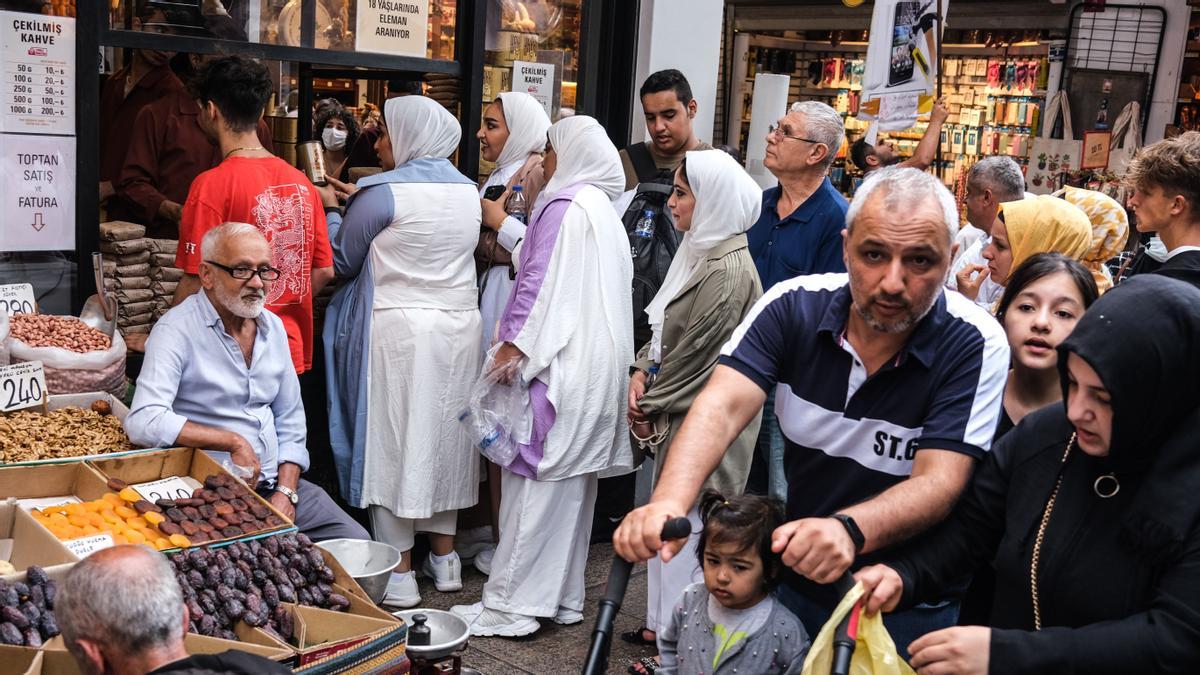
[595,70,712,546]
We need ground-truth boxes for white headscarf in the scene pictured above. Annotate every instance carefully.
[539,116,625,205]
[645,150,763,362]
[383,96,461,166]
[494,92,552,170]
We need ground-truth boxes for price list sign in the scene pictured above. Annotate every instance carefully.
[0,360,46,413]
[0,11,73,135]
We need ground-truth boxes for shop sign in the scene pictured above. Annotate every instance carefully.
[0,133,75,252]
[0,360,46,413]
[0,283,35,316]
[858,0,947,131]
[0,11,74,135]
[355,0,430,57]
[512,60,556,118]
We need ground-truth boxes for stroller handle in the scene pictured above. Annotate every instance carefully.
[583,516,693,675]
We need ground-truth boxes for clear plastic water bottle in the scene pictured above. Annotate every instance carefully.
[457,408,517,466]
[506,185,528,224]
[633,209,655,239]
[646,364,660,388]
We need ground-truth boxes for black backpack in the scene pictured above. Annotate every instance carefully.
[622,143,682,351]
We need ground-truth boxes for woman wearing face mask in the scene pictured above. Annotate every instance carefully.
[321,96,482,610]
[314,103,360,185]
[620,150,765,672]
[856,275,1200,674]
[957,195,1092,310]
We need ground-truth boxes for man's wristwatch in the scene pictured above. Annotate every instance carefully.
[831,513,865,553]
[274,484,299,505]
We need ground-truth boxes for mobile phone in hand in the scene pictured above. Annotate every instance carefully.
[483,185,506,201]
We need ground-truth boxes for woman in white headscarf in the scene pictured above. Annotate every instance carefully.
[451,116,636,637]
[620,149,766,671]
[321,96,481,610]
[476,93,552,357]
[458,93,551,577]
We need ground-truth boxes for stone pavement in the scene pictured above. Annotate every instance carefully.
[412,542,656,674]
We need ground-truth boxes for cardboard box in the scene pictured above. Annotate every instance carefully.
[39,632,293,675]
[0,647,42,675]
[0,392,145,467]
[0,500,80,581]
[88,448,295,547]
[285,603,405,667]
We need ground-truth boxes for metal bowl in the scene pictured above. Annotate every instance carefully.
[392,609,470,660]
[316,538,400,604]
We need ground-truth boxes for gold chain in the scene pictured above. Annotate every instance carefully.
[1030,433,1075,630]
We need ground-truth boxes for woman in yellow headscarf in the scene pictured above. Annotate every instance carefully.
[958,194,1093,309]
[1054,186,1130,293]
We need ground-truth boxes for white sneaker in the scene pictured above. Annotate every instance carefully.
[550,606,583,625]
[473,546,495,576]
[455,527,494,561]
[422,552,464,592]
[381,572,420,608]
[451,603,539,637]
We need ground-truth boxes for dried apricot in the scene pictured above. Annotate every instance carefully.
[118,487,142,503]
[67,513,88,528]
[125,529,146,544]
[144,512,166,526]
[154,537,171,551]
[114,505,137,519]
[126,516,149,530]
[168,534,191,548]
[102,493,123,506]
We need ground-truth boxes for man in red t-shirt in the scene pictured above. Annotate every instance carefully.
[173,56,334,374]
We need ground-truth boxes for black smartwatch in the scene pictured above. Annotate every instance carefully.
[831,513,865,553]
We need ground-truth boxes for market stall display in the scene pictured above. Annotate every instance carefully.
[167,535,349,642]
[7,315,127,400]
[99,222,156,337]
[0,404,133,464]
[0,566,59,647]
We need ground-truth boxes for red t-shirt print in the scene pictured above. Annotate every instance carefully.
[177,156,333,373]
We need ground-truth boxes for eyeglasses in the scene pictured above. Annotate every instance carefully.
[204,260,281,281]
[768,123,822,145]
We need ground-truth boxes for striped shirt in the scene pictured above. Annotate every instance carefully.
[720,272,1007,548]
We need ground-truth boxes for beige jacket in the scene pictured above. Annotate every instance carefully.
[632,233,762,496]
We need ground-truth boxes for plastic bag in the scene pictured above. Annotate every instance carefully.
[458,343,531,468]
[9,323,127,399]
[801,582,916,675]
[0,313,9,366]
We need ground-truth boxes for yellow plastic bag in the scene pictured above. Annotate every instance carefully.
[801,582,916,675]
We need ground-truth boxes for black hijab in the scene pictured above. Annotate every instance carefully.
[1057,275,1200,559]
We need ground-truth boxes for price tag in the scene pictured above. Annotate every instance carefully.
[0,283,35,316]
[131,476,199,503]
[0,361,46,413]
[64,533,114,558]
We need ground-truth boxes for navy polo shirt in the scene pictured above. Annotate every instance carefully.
[746,178,849,292]
[719,273,1009,603]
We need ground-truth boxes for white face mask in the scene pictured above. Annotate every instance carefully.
[322,127,348,151]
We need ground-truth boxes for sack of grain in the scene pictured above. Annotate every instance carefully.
[100,221,146,242]
[151,266,184,282]
[116,250,152,266]
[100,238,151,255]
[115,263,150,277]
[148,239,178,254]
[115,289,154,304]
[115,276,152,290]
[117,311,154,327]
[150,252,177,268]
[120,323,153,335]
[150,281,179,296]
[9,315,127,398]
[120,301,155,317]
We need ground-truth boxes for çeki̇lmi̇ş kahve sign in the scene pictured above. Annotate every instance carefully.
[0,11,75,253]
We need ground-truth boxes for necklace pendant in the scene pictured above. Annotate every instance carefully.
[1094,473,1120,498]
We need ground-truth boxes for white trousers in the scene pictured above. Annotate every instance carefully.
[482,470,598,617]
[645,509,703,634]
[369,505,457,553]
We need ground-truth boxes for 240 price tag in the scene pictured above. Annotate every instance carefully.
[0,361,46,413]
[0,283,35,317]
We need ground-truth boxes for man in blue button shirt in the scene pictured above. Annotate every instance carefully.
[126,222,367,542]
[616,168,1008,656]
[745,100,850,498]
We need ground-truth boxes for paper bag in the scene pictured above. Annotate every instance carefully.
[1027,92,1082,195]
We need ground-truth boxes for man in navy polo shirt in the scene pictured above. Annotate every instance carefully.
[745,100,851,498]
[615,167,1008,654]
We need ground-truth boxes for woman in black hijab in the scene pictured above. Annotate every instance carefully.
[855,275,1200,674]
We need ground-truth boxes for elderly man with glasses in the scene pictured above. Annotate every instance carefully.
[126,222,367,542]
[743,100,852,498]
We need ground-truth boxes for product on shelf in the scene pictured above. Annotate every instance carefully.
[0,566,60,647]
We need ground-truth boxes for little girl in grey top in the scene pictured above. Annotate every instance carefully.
[657,490,810,674]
